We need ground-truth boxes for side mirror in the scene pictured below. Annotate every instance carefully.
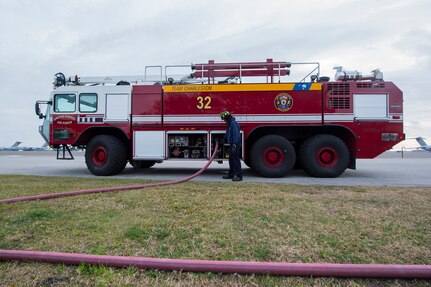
[35,100,51,119]
[35,102,44,119]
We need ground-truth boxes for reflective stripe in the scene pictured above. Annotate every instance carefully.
[132,116,162,123]
[246,115,321,122]
[133,114,402,124]
[324,114,355,121]
[163,83,322,93]
[162,114,320,123]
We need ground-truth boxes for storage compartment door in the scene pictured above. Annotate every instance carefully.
[354,94,388,120]
[131,85,162,126]
[134,131,165,160]
[105,93,129,121]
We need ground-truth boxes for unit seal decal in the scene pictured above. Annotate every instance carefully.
[274,93,293,112]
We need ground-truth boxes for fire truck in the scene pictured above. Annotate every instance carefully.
[35,59,403,178]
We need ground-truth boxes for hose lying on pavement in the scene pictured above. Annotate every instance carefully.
[0,249,430,279]
[0,142,219,204]
[1,141,430,279]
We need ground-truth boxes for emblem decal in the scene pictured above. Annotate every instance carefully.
[274,93,293,112]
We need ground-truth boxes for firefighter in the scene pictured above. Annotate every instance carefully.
[220,111,242,181]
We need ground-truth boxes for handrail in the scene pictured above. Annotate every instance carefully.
[290,62,320,82]
[144,66,163,84]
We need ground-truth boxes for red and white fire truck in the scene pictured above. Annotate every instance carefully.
[35,59,403,178]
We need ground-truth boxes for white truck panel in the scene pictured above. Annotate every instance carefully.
[105,93,130,121]
[134,131,165,160]
[353,94,388,119]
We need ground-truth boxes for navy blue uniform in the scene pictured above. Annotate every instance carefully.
[225,116,242,179]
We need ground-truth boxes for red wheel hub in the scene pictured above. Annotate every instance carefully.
[262,147,284,168]
[92,146,107,167]
[317,147,338,168]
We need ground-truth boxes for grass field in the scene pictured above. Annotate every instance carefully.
[0,175,430,286]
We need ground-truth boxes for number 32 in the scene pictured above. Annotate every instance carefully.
[196,96,211,109]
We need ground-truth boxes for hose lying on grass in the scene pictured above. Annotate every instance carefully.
[1,141,430,279]
[0,249,430,279]
[0,142,219,204]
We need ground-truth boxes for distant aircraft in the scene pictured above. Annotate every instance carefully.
[0,141,49,151]
[0,141,23,151]
[415,137,431,152]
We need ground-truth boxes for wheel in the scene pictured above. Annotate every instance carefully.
[243,150,252,168]
[85,135,128,176]
[250,135,296,178]
[130,160,156,169]
[300,134,349,178]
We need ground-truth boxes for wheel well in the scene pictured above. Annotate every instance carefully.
[75,127,129,149]
[246,125,357,169]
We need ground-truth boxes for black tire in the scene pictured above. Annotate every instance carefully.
[85,135,128,176]
[131,160,156,169]
[300,134,349,178]
[250,135,296,178]
[243,150,252,168]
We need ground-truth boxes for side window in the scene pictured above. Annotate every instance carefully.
[79,93,98,113]
[54,94,76,113]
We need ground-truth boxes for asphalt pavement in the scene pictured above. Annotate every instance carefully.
[0,150,430,187]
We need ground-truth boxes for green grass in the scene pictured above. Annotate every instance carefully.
[0,175,430,286]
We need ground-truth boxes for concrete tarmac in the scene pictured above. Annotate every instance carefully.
[0,150,430,187]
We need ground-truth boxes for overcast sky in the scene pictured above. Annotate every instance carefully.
[0,0,429,149]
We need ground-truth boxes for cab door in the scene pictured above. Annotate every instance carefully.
[52,92,78,144]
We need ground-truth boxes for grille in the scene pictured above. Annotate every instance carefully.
[327,83,350,96]
[357,82,385,88]
[327,97,350,109]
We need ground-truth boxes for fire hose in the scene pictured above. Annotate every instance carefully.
[0,142,220,204]
[1,142,430,279]
[0,249,430,279]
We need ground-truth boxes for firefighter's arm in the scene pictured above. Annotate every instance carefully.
[232,122,240,145]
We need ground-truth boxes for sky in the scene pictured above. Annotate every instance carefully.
[0,0,430,149]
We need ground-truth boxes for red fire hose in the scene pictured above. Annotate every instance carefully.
[1,142,430,279]
[0,142,219,204]
[0,250,430,279]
